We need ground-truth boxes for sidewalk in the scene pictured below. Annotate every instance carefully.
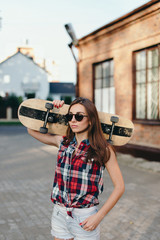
[0,126,160,240]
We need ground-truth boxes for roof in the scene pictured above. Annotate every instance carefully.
[0,51,49,74]
[79,0,159,41]
[50,82,75,94]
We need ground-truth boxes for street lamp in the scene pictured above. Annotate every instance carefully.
[64,23,78,47]
[64,23,79,97]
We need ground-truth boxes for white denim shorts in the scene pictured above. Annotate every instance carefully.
[51,204,100,240]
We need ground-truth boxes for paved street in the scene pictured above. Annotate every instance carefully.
[0,126,160,240]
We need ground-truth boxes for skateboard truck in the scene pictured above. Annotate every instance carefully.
[40,103,54,134]
[107,116,119,145]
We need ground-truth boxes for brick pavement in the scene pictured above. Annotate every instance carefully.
[0,126,160,240]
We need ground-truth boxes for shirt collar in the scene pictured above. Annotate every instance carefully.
[70,136,90,146]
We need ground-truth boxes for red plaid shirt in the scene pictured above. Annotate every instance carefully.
[51,136,105,213]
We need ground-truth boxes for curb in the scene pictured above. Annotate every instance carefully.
[117,153,160,173]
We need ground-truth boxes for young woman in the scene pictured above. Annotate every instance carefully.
[28,97,125,240]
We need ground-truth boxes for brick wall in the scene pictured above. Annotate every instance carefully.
[77,1,160,149]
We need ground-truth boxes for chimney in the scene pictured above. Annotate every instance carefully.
[17,40,34,59]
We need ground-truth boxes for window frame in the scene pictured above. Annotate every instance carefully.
[93,58,114,113]
[133,44,160,125]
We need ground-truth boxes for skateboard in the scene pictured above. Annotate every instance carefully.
[18,98,134,146]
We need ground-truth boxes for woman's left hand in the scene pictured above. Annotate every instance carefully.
[79,213,102,231]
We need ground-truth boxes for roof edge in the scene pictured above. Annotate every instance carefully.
[79,0,159,42]
[0,51,50,74]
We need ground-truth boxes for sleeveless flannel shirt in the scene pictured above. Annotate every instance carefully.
[51,136,105,213]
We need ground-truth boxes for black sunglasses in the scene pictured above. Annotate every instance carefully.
[65,113,88,122]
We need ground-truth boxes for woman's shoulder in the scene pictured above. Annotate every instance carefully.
[59,136,70,148]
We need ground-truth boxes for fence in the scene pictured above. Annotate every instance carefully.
[0,107,19,122]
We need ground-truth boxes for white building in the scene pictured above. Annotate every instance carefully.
[0,48,50,99]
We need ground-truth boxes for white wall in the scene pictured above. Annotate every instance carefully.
[0,52,49,99]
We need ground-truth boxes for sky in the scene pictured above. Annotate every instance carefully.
[0,0,149,83]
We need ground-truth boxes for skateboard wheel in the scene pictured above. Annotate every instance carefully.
[45,103,53,110]
[40,127,48,134]
[110,116,119,123]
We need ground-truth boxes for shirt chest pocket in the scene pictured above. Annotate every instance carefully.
[73,157,93,173]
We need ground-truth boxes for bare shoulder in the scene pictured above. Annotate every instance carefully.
[53,135,63,148]
[109,144,116,155]
[105,144,125,194]
[105,144,117,169]
[106,144,116,157]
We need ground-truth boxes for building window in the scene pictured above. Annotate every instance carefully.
[134,45,160,121]
[25,93,35,99]
[93,59,115,113]
[3,75,10,84]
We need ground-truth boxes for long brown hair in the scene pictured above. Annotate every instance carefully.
[64,97,111,166]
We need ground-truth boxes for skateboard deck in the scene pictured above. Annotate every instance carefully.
[18,98,134,146]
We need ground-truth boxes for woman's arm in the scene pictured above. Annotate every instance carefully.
[81,147,125,231]
[97,147,125,218]
[27,128,62,148]
[27,99,65,148]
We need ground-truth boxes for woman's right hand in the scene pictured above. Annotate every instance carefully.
[53,100,64,109]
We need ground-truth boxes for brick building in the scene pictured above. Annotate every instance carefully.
[76,0,160,160]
